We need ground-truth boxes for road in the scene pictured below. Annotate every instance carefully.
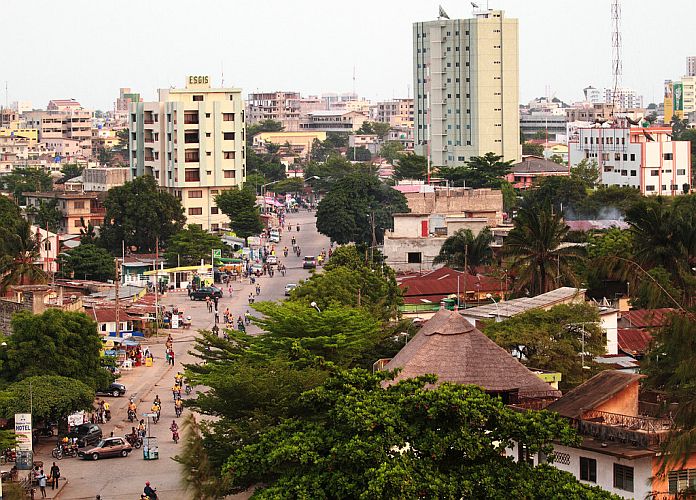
[36,211,330,499]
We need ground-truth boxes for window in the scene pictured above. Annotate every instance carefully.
[73,201,84,209]
[188,190,202,198]
[664,153,673,160]
[211,207,219,214]
[192,95,204,101]
[188,207,202,215]
[223,170,236,178]
[223,132,235,140]
[407,252,422,264]
[580,457,597,483]
[223,151,235,160]
[184,169,200,182]
[613,464,634,492]
[222,113,234,121]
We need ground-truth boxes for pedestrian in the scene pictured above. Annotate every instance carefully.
[49,462,60,490]
[38,469,47,498]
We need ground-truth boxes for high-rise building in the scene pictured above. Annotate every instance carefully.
[687,56,696,77]
[413,9,520,167]
[129,76,246,231]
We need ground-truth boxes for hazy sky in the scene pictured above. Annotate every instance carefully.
[2,0,693,110]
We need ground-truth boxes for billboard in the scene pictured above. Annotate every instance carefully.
[14,413,32,452]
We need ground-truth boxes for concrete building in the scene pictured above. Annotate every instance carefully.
[298,110,368,132]
[373,99,415,127]
[129,76,246,231]
[246,91,302,131]
[569,125,691,195]
[24,191,106,234]
[413,9,520,167]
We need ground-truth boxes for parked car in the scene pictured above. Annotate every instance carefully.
[96,383,127,397]
[190,286,223,300]
[78,437,132,460]
[69,423,103,448]
[284,283,297,296]
[266,255,278,266]
[303,256,317,269]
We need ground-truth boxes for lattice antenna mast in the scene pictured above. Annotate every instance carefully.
[611,0,622,111]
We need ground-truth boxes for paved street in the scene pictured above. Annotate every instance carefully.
[35,211,330,499]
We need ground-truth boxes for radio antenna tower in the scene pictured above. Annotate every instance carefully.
[611,0,622,111]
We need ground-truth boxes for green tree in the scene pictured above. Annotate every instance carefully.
[57,244,116,281]
[433,228,494,273]
[0,375,94,423]
[100,176,185,253]
[503,206,584,295]
[570,159,601,190]
[0,218,47,292]
[0,167,53,203]
[215,188,263,239]
[219,369,615,499]
[57,164,84,184]
[316,173,408,245]
[484,303,605,389]
[4,309,111,390]
[346,146,371,162]
[165,225,226,267]
[26,199,63,233]
[522,142,544,156]
[393,153,427,180]
[379,140,404,163]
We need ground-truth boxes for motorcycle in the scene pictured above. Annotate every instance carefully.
[126,434,143,449]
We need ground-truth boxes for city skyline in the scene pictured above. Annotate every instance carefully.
[3,0,695,110]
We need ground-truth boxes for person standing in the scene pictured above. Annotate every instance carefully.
[49,462,60,490]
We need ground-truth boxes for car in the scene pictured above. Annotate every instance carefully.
[303,256,317,269]
[68,423,103,448]
[96,382,126,398]
[190,286,223,300]
[78,437,132,460]
[284,283,297,296]
[266,255,278,266]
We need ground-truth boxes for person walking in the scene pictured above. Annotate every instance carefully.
[37,469,47,498]
[49,462,60,490]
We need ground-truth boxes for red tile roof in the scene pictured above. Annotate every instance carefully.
[620,308,674,328]
[617,328,653,356]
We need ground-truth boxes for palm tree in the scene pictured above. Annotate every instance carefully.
[503,206,584,296]
[433,228,493,273]
[0,219,47,292]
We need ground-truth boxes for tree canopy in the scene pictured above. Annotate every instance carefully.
[484,303,605,389]
[57,243,116,282]
[100,175,186,253]
[215,188,263,239]
[4,309,111,390]
[165,225,226,267]
[316,173,408,244]
[220,369,616,499]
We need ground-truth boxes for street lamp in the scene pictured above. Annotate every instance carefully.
[310,301,321,313]
[486,293,500,322]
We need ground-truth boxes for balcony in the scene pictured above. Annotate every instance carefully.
[579,409,673,448]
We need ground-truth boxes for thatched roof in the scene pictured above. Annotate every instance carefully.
[384,309,559,397]
[546,370,643,419]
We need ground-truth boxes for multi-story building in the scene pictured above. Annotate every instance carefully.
[687,56,696,77]
[569,125,691,195]
[246,91,302,131]
[129,76,246,231]
[413,9,520,167]
[374,99,414,127]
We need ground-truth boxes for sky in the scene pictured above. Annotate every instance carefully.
[2,0,694,110]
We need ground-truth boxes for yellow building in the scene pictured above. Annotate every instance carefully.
[129,76,246,231]
[252,131,326,159]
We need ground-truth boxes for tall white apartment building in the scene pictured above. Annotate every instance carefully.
[569,125,691,196]
[413,9,520,167]
[129,76,246,231]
